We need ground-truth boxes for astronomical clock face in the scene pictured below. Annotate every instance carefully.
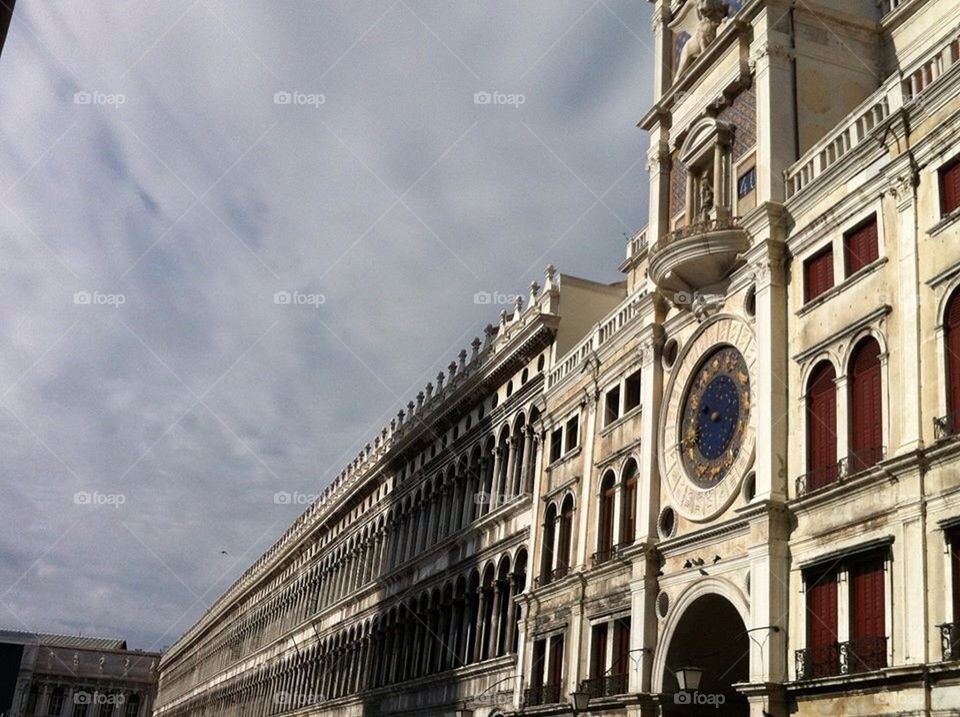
[659,317,757,522]
[679,347,750,489]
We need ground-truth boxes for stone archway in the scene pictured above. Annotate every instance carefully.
[660,593,750,716]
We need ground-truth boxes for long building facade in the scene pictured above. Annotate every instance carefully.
[155,0,960,715]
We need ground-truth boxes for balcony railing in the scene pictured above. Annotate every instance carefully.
[592,545,620,567]
[579,673,628,698]
[795,643,839,680]
[533,565,569,588]
[651,215,743,254]
[935,412,960,441]
[840,636,888,674]
[524,683,561,707]
[939,622,959,661]
[795,636,887,680]
[786,27,960,198]
[795,446,885,497]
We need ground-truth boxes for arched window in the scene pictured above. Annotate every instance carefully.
[540,504,557,584]
[806,361,837,490]
[944,288,960,436]
[597,471,616,564]
[557,495,574,578]
[621,460,638,546]
[848,337,883,472]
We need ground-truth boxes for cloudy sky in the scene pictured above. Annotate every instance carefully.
[0,1,653,650]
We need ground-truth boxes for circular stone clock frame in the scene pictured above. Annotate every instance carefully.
[658,315,757,522]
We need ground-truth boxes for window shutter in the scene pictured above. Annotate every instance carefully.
[849,555,887,670]
[950,530,960,622]
[590,624,608,679]
[548,635,564,687]
[849,339,882,470]
[942,158,960,215]
[844,217,878,276]
[614,620,631,675]
[804,246,834,303]
[558,504,573,570]
[947,292,960,418]
[805,566,838,678]
[806,362,838,489]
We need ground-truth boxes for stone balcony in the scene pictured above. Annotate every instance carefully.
[648,216,750,298]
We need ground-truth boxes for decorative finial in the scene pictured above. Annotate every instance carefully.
[471,337,482,359]
[458,349,467,370]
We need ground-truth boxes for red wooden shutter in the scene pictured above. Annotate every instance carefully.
[532,639,546,688]
[849,555,887,670]
[950,529,960,622]
[804,246,834,303]
[941,157,960,215]
[558,502,573,571]
[844,216,878,276]
[613,619,631,676]
[806,362,838,489]
[947,292,960,421]
[849,339,882,471]
[599,474,615,554]
[548,635,564,687]
[622,475,637,545]
[590,624,608,679]
[805,565,838,678]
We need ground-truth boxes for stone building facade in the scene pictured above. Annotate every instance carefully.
[0,630,159,717]
[154,0,960,715]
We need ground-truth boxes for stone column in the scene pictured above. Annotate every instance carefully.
[892,173,922,452]
[488,581,503,657]
[502,437,517,501]
[487,448,502,512]
[474,588,488,663]
[504,574,519,652]
[519,427,534,495]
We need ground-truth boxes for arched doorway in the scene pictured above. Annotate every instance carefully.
[661,593,750,716]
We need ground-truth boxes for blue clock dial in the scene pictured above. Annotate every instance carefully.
[680,346,750,488]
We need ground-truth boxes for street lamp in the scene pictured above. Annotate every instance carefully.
[570,689,591,714]
[676,665,703,692]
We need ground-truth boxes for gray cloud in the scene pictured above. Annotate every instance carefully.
[0,0,653,649]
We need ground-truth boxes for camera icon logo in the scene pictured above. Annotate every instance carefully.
[473,91,492,105]
[274,491,292,505]
[274,291,292,305]
[274,91,292,105]
[674,691,692,705]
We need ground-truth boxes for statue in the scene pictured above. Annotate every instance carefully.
[699,170,714,220]
[676,0,729,77]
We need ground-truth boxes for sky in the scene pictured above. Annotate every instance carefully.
[0,1,654,651]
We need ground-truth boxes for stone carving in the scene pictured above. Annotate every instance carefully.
[676,0,729,77]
